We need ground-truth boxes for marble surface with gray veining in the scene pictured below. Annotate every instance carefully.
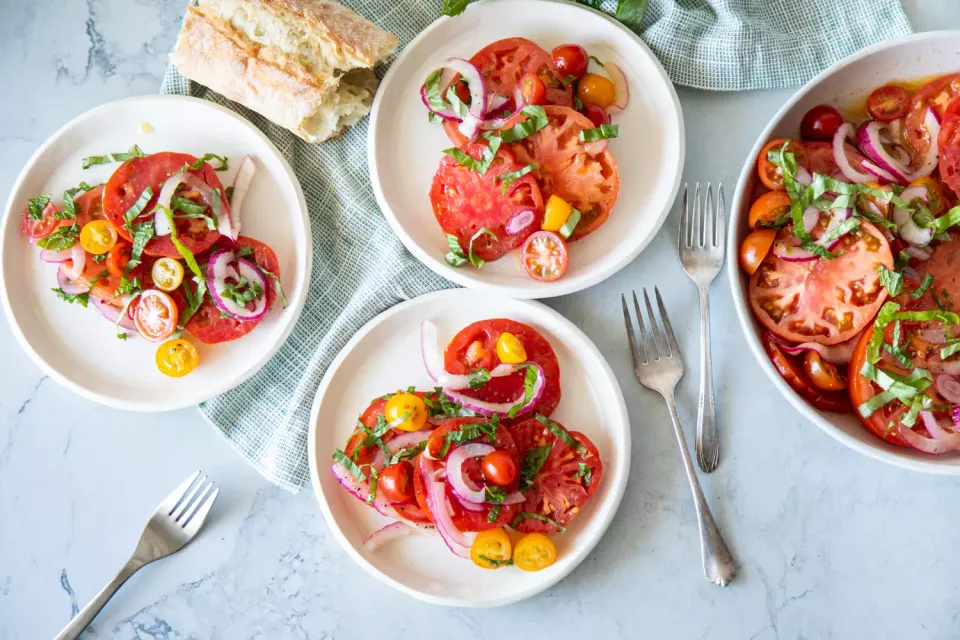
[3,1,960,638]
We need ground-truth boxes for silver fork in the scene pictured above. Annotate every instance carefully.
[621,288,736,586]
[54,471,220,640]
[679,183,726,473]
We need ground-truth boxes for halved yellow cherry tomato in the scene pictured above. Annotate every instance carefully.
[155,338,199,377]
[134,290,179,342]
[513,532,557,572]
[79,220,118,255]
[496,332,527,364]
[385,392,427,432]
[577,73,617,110]
[151,258,184,292]
[542,195,573,231]
[470,528,512,569]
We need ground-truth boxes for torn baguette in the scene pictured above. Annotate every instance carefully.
[170,0,398,143]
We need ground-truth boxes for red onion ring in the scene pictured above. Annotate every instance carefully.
[363,521,429,552]
[602,60,629,111]
[833,123,875,183]
[802,206,819,234]
[927,360,960,376]
[505,210,536,235]
[206,249,268,322]
[91,295,137,331]
[936,375,960,404]
[446,443,495,503]
[420,457,474,557]
[441,362,545,417]
[891,186,932,247]
[778,335,858,365]
[59,243,86,281]
[420,320,524,390]
[56,265,87,295]
[39,247,74,263]
[900,412,960,454]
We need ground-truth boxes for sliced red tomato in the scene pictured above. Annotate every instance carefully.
[443,319,561,420]
[20,201,62,239]
[905,74,960,166]
[472,37,572,108]
[102,151,223,257]
[134,290,179,342]
[763,333,851,413]
[412,418,518,531]
[937,97,960,198]
[509,105,619,240]
[749,221,893,345]
[430,142,544,262]
[183,236,280,344]
[867,85,910,122]
[509,418,602,532]
[518,72,547,105]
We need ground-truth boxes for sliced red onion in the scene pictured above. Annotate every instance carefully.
[363,521,429,552]
[40,247,74,263]
[905,244,932,261]
[861,159,898,184]
[487,92,509,112]
[56,266,87,295]
[584,139,609,156]
[420,320,524,389]
[858,121,911,184]
[206,249,268,322]
[802,206,819,234]
[892,186,933,246]
[454,493,485,512]
[833,123,875,183]
[444,58,486,120]
[900,412,960,454]
[446,443,495,503]
[442,362,545,417]
[421,459,474,557]
[918,328,946,344]
[224,155,254,240]
[772,240,817,262]
[369,430,432,474]
[795,166,813,187]
[602,60,629,111]
[331,463,407,520]
[91,295,137,331]
[927,360,960,376]
[457,113,482,140]
[479,86,525,131]
[779,336,858,365]
[505,210,536,235]
[953,405,960,430]
[59,243,86,281]
[420,83,460,121]
[936,375,960,404]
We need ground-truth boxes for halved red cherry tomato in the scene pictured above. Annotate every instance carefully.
[521,230,568,282]
[551,44,589,80]
[739,229,776,275]
[519,72,547,105]
[481,450,518,487]
[379,462,414,503]
[20,202,60,239]
[106,242,134,278]
[582,103,610,127]
[748,191,792,229]
[757,138,803,191]
[762,333,851,412]
[800,105,843,141]
[134,290,179,342]
[867,85,910,122]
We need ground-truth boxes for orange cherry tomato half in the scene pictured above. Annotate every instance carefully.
[757,138,803,191]
[519,72,548,106]
[802,351,847,392]
[867,85,910,122]
[748,191,793,229]
[520,230,569,282]
[739,229,777,275]
[106,242,133,279]
[134,290,179,342]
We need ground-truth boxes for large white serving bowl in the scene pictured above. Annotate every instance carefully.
[729,31,960,473]
[368,0,683,299]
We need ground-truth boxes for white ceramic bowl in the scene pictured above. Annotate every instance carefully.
[729,31,960,473]
[368,0,683,299]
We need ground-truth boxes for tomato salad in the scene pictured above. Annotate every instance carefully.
[740,74,960,454]
[422,38,626,282]
[331,318,603,571]
[21,146,285,378]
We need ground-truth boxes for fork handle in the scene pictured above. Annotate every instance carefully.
[54,559,144,640]
[663,392,736,586]
[695,287,719,473]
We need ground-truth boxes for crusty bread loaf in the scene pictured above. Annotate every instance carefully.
[170,0,397,143]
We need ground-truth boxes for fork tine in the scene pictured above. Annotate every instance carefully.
[160,470,201,515]
[180,481,214,526]
[715,183,726,248]
[655,287,680,359]
[693,183,702,247]
[171,474,207,521]
[704,183,715,247]
[632,290,657,360]
[643,288,669,359]
[621,294,646,365]
[183,487,220,536]
[679,183,689,250]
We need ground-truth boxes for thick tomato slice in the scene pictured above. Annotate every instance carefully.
[749,221,893,345]
[183,236,281,344]
[937,97,960,198]
[443,318,561,420]
[763,333,851,413]
[847,324,911,446]
[509,418,602,533]
[413,418,518,531]
[102,152,223,257]
[471,37,571,108]
[904,74,960,166]
[509,105,619,240]
[430,142,544,262]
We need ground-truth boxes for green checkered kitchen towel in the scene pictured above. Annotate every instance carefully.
[161,0,911,492]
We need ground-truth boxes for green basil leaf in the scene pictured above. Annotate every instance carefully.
[911,273,934,299]
[444,234,468,267]
[579,124,619,142]
[160,207,203,279]
[576,462,593,486]
[179,276,207,326]
[82,145,145,170]
[500,106,548,143]
[559,208,581,239]
[185,153,228,172]
[614,0,647,30]
[124,186,154,226]
[124,220,156,273]
[35,223,80,251]
[333,449,367,482]
[497,163,535,195]
[442,135,502,175]
[536,414,587,452]
[441,0,470,16]
[820,217,860,244]
[877,265,903,297]
[260,267,287,308]
[51,287,89,307]
[468,367,491,390]
[468,227,497,268]
[27,193,52,221]
[518,444,552,491]
[509,511,566,533]
[508,366,539,418]
[486,506,502,525]
[485,485,507,504]
[933,205,960,234]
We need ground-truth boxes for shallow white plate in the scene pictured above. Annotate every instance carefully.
[307,289,630,606]
[368,0,683,298]
[728,31,960,472]
[0,95,311,412]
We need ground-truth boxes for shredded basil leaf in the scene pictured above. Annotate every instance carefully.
[125,220,156,273]
[160,207,203,279]
[333,449,367,481]
[261,268,287,308]
[124,186,154,226]
[579,124,619,142]
[519,444,552,492]
[424,388,475,419]
[933,205,960,234]
[51,287,89,307]
[35,223,80,251]
[185,153,228,172]
[117,275,141,297]
[388,441,427,465]
[536,414,587,452]
[92,253,107,264]
[444,234,468,267]
[559,209,581,239]
[486,506,502,525]
[941,342,960,360]
[27,193,52,221]
[443,136,502,175]
[820,217,860,244]
[179,276,207,326]
[508,366,539,418]
[497,163,535,195]
[575,462,593,486]
[911,273,934,299]
[468,367,491,390]
[81,145,145,170]
[877,265,903,297]
[485,485,507,504]
[500,106,549,143]
[510,511,566,533]
[478,554,512,567]
[562,75,577,85]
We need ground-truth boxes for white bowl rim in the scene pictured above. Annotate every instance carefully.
[728,29,960,474]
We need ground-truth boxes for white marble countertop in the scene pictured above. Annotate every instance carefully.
[3,1,960,638]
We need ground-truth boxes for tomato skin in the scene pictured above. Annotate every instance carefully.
[519,72,547,105]
[757,138,802,191]
[379,462,414,503]
[802,351,847,392]
[800,105,843,141]
[513,533,557,572]
[582,103,609,127]
[937,96,960,198]
[470,528,513,569]
[848,324,910,446]
[106,242,134,278]
[481,450,518,487]
[551,44,588,80]
[905,74,960,166]
[867,85,910,122]
[577,73,616,110]
[748,191,792,229]
[762,333,851,412]
[521,230,569,282]
[739,229,776,276]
